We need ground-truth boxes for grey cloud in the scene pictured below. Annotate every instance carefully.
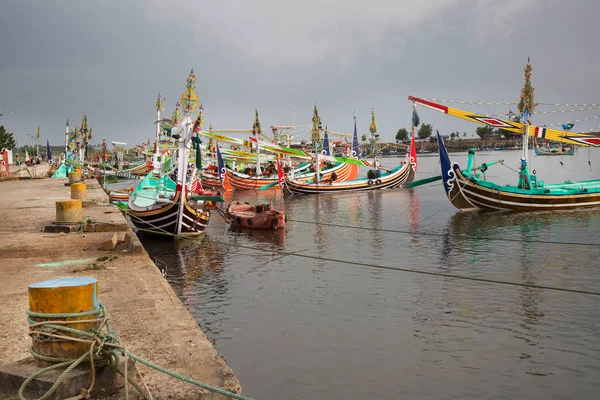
[1,0,599,147]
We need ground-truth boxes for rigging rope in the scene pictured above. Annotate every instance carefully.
[201,238,600,297]
[426,99,600,108]
[102,208,600,298]
[21,303,253,400]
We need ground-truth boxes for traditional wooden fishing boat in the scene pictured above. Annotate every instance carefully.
[435,134,600,211]
[409,59,600,211]
[127,70,219,236]
[285,161,413,194]
[128,181,212,235]
[108,188,133,204]
[227,161,357,190]
[226,201,285,230]
[285,112,417,194]
[200,107,369,191]
[534,142,575,156]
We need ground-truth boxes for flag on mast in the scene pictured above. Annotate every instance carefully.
[409,129,417,173]
[46,140,53,164]
[322,130,331,156]
[351,111,361,159]
[216,144,233,191]
[277,158,285,189]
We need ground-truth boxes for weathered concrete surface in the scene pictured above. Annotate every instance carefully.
[6,162,51,179]
[0,178,242,399]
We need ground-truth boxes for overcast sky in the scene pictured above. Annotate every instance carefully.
[1,0,599,146]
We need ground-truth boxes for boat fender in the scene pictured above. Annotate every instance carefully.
[368,180,374,186]
[247,218,253,225]
[375,179,382,185]
[236,217,242,225]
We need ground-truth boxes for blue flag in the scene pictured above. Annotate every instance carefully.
[562,123,574,131]
[216,145,226,184]
[46,139,52,163]
[351,113,361,159]
[322,131,331,156]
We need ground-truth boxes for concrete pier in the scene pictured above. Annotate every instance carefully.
[0,177,241,399]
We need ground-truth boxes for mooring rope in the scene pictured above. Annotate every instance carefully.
[100,213,600,297]
[21,303,253,400]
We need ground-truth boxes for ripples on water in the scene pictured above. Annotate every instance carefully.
[142,151,600,400]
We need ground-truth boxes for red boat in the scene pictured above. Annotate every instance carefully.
[226,201,285,230]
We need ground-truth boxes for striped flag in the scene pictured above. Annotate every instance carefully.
[533,126,546,138]
[277,159,285,189]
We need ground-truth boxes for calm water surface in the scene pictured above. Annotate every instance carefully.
[142,150,600,400]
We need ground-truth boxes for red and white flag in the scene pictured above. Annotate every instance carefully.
[249,136,259,143]
[409,129,418,173]
[189,176,203,194]
[277,159,285,189]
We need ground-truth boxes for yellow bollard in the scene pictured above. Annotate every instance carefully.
[70,183,87,200]
[28,277,100,366]
[55,200,83,224]
[68,171,82,184]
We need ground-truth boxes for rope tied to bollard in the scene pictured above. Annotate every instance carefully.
[22,303,253,400]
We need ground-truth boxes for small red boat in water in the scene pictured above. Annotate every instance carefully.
[226,201,285,230]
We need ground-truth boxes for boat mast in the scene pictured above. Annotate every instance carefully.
[517,57,535,189]
[79,114,89,163]
[369,108,378,170]
[176,69,199,235]
[64,119,69,161]
[253,109,262,176]
[152,93,163,171]
[311,104,322,183]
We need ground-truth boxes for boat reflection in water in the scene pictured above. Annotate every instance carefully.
[228,225,286,247]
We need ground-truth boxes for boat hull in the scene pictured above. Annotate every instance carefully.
[444,164,600,211]
[285,162,414,194]
[227,162,357,190]
[127,188,210,236]
[227,202,285,230]
[108,190,131,204]
[535,147,575,156]
[437,132,600,211]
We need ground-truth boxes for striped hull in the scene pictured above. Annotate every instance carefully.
[444,165,600,211]
[535,147,575,156]
[108,191,131,203]
[127,189,210,236]
[227,163,357,190]
[201,171,222,188]
[285,162,413,194]
[122,161,150,176]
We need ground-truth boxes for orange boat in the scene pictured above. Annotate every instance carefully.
[226,201,285,230]
[226,162,358,190]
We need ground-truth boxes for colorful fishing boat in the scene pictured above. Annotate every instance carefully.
[409,59,600,211]
[226,200,285,230]
[285,112,417,194]
[127,70,219,236]
[227,161,357,190]
[534,141,575,156]
[200,107,367,191]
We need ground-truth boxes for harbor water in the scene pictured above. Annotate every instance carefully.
[141,149,600,399]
